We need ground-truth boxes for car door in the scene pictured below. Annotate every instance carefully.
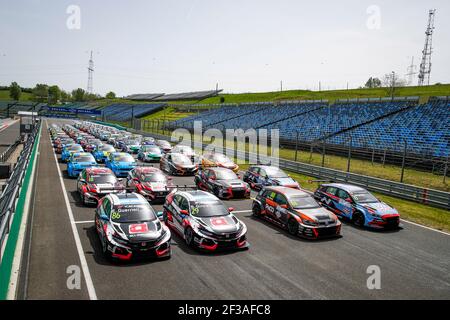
[335,188,354,218]
[248,167,260,185]
[257,168,268,187]
[169,194,187,233]
[273,193,290,223]
[319,186,339,213]
[77,170,87,193]
[96,198,111,235]
[263,190,279,220]
[206,170,217,191]
[126,170,136,189]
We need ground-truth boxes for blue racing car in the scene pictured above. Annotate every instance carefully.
[243,165,300,190]
[93,144,116,163]
[313,183,400,229]
[61,144,84,162]
[105,152,137,177]
[67,152,98,178]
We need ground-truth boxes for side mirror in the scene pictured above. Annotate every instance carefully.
[228,207,235,212]
[79,179,86,184]
[180,209,189,215]
[280,204,288,209]
[156,211,164,221]
[100,214,109,221]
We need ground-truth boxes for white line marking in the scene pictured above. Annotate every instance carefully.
[233,210,252,214]
[75,221,95,224]
[401,219,450,236]
[47,121,97,300]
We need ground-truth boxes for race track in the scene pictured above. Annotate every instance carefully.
[20,119,450,300]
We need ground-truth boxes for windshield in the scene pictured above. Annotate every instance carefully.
[73,155,95,163]
[88,174,117,184]
[172,154,192,165]
[142,146,160,153]
[288,195,321,210]
[352,191,378,204]
[142,173,167,183]
[265,167,288,178]
[113,154,135,162]
[127,140,140,145]
[215,170,238,180]
[190,200,228,217]
[158,140,170,147]
[111,204,156,223]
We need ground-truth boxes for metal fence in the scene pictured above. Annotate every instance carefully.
[0,139,21,163]
[128,127,450,211]
[0,123,40,259]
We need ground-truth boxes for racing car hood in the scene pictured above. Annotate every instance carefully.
[73,161,97,167]
[217,179,247,189]
[144,152,162,157]
[116,161,136,167]
[196,215,240,234]
[114,220,163,242]
[143,182,168,192]
[361,202,399,216]
[270,177,299,188]
[296,207,336,222]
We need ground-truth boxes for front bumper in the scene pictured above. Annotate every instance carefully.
[192,228,249,251]
[219,187,251,200]
[297,222,341,239]
[106,232,171,261]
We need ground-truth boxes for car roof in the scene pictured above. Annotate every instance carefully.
[179,190,218,202]
[86,167,113,175]
[110,193,147,205]
[264,186,310,197]
[250,165,279,170]
[135,166,162,174]
[322,183,366,193]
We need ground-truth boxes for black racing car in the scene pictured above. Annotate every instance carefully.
[162,190,248,251]
[95,193,171,261]
[160,152,198,176]
[195,167,250,200]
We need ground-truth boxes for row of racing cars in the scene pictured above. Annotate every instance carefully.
[49,121,402,262]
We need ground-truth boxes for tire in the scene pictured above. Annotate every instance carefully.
[353,211,365,227]
[287,218,299,236]
[101,236,112,259]
[252,204,262,218]
[184,227,194,247]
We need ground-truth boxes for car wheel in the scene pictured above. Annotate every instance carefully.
[252,204,262,218]
[185,227,194,247]
[101,236,111,259]
[353,211,365,227]
[287,218,299,236]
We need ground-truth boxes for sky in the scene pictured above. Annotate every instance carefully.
[0,0,449,96]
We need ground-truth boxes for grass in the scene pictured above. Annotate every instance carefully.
[189,84,450,105]
[0,90,34,101]
[142,107,195,121]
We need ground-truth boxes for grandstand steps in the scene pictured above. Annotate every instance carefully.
[206,105,273,128]
[315,103,417,143]
[255,106,325,129]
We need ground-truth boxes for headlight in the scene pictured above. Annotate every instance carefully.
[303,219,318,226]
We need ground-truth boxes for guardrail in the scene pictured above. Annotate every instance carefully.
[129,128,450,210]
[0,124,40,263]
[0,139,21,163]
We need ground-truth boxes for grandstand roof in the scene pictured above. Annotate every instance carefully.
[125,90,223,102]
[125,93,165,101]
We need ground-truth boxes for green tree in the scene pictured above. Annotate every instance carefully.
[364,77,382,89]
[72,88,86,102]
[105,91,116,99]
[48,85,61,104]
[9,82,22,100]
[60,90,70,103]
[32,84,49,102]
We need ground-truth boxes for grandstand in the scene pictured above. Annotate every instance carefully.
[101,103,166,121]
[125,90,222,102]
[166,96,450,159]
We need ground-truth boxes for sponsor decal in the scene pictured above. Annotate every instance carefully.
[129,223,149,234]
[210,217,228,226]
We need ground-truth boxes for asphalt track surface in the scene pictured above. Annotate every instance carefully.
[0,120,20,153]
[22,119,450,300]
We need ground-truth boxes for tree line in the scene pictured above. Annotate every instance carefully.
[5,82,116,104]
